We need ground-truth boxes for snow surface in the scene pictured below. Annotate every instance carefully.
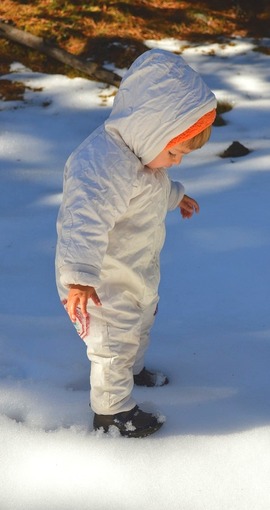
[1,38,270,510]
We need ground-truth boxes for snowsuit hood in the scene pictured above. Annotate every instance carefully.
[105,49,217,165]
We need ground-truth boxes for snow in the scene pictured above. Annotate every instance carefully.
[1,38,270,509]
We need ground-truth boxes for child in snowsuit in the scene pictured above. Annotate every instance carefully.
[55,49,216,437]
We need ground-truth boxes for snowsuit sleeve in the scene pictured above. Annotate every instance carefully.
[56,129,139,290]
[167,180,185,211]
[57,174,114,289]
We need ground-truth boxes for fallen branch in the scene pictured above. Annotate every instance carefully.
[0,20,121,87]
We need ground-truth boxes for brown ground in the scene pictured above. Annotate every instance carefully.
[0,1,270,77]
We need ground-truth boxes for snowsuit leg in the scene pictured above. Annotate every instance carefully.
[72,296,141,415]
[133,299,158,376]
[69,294,158,416]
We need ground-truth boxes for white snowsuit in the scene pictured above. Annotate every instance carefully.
[55,49,216,415]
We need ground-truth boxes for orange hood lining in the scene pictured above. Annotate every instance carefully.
[165,109,216,149]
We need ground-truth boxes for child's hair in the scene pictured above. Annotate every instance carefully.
[184,125,212,150]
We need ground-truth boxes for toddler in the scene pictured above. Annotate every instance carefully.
[55,49,216,437]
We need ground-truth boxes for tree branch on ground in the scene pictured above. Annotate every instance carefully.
[0,20,121,87]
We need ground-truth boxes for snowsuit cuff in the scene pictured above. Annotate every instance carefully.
[59,263,100,289]
[168,180,185,210]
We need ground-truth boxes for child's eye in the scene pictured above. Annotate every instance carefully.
[169,151,176,158]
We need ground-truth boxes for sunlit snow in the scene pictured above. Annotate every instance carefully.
[1,38,270,510]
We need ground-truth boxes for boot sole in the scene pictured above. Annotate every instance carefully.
[95,420,163,438]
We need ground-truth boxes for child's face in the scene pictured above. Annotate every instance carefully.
[146,142,192,170]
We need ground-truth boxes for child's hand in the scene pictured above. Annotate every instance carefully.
[179,194,200,219]
[66,284,101,322]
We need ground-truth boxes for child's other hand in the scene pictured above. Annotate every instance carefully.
[179,194,200,219]
[67,284,101,322]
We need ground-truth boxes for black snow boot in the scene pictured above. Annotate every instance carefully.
[134,367,169,387]
[93,405,163,438]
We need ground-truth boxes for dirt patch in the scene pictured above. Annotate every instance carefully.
[220,141,251,158]
[0,0,269,76]
[0,78,42,101]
